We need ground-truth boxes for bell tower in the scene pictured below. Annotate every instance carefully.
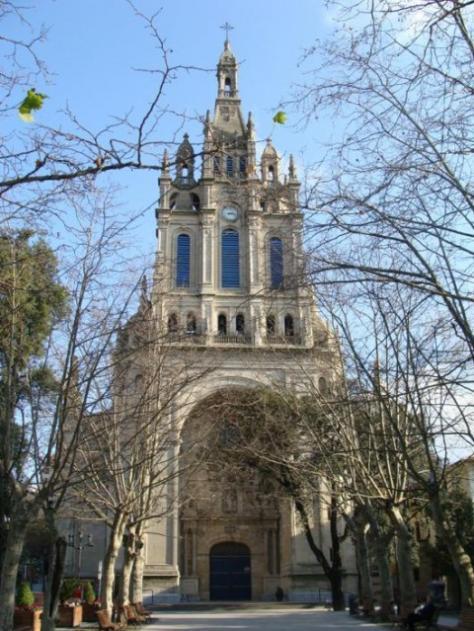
[144,35,353,604]
[154,34,324,349]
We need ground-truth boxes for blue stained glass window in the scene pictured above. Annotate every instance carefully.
[226,155,234,177]
[270,237,283,288]
[222,229,240,288]
[176,233,190,287]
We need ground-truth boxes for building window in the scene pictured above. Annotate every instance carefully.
[168,313,178,333]
[218,313,227,335]
[236,313,245,334]
[214,155,221,174]
[319,376,328,395]
[268,165,275,181]
[176,233,190,287]
[266,315,276,336]
[270,237,283,288]
[191,193,200,211]
[187,313,197,334]
[226,155,234,177]
[224,77,232,95]
[284,314,294,337]
[222,229,240,288]
[239,156,246,176]
[170,193,177,210]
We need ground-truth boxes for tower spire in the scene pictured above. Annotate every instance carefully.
[220,21,234,48]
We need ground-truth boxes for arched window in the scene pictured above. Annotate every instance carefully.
[266,315,276,336]
[268,165,274,181]
[221,229,240,288]
[191,193,200,211]
[318,376,328,395]
[236,313,245,335]
[224,77,232,95]
[180,162,190,181]
[176,234,190,287]
[270,237,283,288]
[168,313,178,333]
[284,314,294,337]
[226,155,234,177]
[218,313,227,335]
[239,156,246,176]
[187,313,197,334]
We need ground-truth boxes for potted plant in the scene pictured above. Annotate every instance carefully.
[14,582,42,631]
[57,578,83,627]
[82,581,100,622]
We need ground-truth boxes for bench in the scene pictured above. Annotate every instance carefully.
[457,607,474,631]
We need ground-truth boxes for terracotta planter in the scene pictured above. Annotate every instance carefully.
[57,604,83,627]
[82,601,100,622]
[14,608,42,631]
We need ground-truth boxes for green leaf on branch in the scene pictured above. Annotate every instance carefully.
[18,88,47,122]
[273,111,287,125]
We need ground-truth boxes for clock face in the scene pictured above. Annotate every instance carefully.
[222,207,239,222]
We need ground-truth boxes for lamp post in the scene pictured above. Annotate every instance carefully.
[67,528,94,577]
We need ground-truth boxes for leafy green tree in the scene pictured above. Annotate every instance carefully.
[16,582,34,608]
[0,231,67,631]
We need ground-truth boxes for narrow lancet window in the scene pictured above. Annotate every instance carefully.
[270,237,283,288]
[176,234,191,287]
[222,229,240,288]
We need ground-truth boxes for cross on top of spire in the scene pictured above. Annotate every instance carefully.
[220,22,234,47]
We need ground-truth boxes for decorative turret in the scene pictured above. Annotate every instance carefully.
[217,35,239,98]
[261,138,279,183]
[175,133,195,184]
[158,149,171,210]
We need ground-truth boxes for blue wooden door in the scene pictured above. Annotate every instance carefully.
[209,542,251,600]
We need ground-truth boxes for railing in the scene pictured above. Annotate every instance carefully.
[166,331,205,344]
[266,334,303,346]
[213,333,252,345]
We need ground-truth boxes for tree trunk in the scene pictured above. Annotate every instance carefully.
[294,497,345,610]
[118,528,135,607]
[353,529,373,614]
[365,509,393,618]
[0,515,28,631]
[131,543,145,605]
[41,534,67,631]
[101,511,127,615]
[371,532,394,618]
[390,508,417,617]
[430,496,474,607]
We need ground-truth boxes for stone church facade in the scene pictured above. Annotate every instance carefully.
[65,39,357,603]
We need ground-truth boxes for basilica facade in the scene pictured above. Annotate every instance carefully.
[136,39,357,602]
[65,38,357,604]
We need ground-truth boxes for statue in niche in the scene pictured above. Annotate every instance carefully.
[222,487,238,513]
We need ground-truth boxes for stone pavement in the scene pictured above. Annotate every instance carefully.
[146,607,394,631]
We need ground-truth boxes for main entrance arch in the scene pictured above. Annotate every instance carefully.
[209,542,251,600]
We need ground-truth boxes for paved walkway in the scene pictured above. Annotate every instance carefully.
[147,608,393,631]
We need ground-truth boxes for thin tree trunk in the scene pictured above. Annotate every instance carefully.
[0,515,28,631]
[365,508,393,619]
[131,542,145,605]
[118,528,135,607]
[41,534,67,631]
[391,508,417,618]
[431,496,474,607]
[294,497,345,610]
[101,511,127,615]
[353,529,373,614]
[371,532,393,618]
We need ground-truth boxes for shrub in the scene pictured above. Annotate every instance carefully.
[60,577,81,603]
[17,581,35,607]
[83,581,96,604]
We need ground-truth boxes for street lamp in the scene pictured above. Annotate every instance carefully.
[67,528,94,577]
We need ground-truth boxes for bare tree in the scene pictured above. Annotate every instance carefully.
[70,296,214,615]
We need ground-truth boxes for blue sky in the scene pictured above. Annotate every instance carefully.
[13,0,335,260]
